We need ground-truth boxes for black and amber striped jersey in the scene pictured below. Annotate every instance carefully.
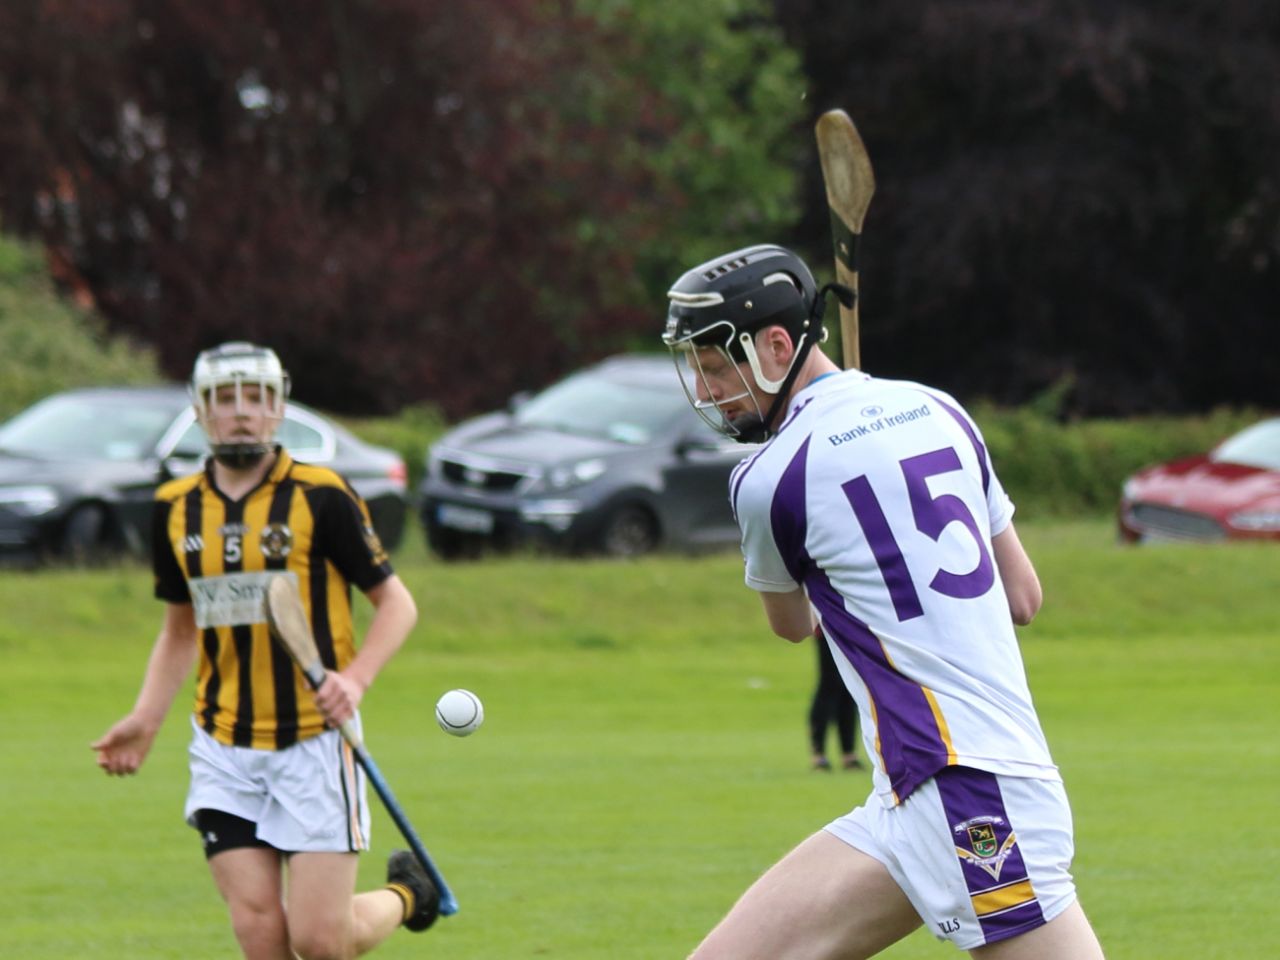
[153,448,392,750]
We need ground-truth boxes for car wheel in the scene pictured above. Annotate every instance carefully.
[62,504,111,565]
[597,504,659,558]
[425,522,479,562]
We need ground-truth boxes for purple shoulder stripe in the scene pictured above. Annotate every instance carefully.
[729,449,760,522]
[768,436,813,584]
[916,389,990,494]
[729,396,816,516]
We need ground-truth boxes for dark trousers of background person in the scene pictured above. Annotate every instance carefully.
[809,631,860,769]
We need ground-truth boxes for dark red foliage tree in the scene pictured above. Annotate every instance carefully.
[0,0,675,417]
[775,0,1280,415]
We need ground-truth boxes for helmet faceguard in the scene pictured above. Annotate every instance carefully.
[663,244,845,444]
[190,341,290,469]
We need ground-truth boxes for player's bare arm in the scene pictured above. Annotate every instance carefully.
[92,602,199,775]
[992,523,1043,625]
[760,588,818,643]
[313,574,418,728]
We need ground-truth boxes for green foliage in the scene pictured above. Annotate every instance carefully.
[0,233,163,421]
[1,521,1276,958]
[339,403,449,492]
[974,402,1266,519]
[578,0,808,296]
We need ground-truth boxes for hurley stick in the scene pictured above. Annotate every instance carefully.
[815,109,876,370]
[265,575,460,916]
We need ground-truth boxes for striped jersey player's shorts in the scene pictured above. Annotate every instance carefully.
[825,766,1078,950]
[183,715,371,854]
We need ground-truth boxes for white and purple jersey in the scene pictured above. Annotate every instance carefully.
[732,371,1059,807]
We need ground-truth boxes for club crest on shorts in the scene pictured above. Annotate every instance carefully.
[259,522,293,559]
[968,822,998,858]
[953,815,1018,881]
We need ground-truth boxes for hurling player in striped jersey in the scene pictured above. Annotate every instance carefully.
[93,342,438,958]
[663,246,1106,960]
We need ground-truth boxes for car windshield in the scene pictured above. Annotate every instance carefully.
[514,369,686,444]
[0,393,178,461]
[1210,419,1280,471]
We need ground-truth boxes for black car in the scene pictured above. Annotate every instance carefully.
[418,354,754,559]
[0,386,409,564]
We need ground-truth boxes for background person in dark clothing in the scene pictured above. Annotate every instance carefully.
[809,628,863,771]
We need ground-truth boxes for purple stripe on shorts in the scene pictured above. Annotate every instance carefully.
[934,767,1045,944]
[804,569,951,801]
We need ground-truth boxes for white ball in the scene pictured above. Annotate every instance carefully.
[435,689,484,737]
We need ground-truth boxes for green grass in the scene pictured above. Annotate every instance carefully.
[1,520,1276,958]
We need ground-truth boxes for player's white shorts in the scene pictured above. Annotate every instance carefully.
[825,766,1077,950]
[183,715,371,854]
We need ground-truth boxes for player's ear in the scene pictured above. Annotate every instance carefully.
[764,325,795,364]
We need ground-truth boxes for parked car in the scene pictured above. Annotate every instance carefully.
[1117,417,1280,543]
[0,385,409,563]
[418,354,753,559]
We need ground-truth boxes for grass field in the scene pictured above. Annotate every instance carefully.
[1,519,1276,958]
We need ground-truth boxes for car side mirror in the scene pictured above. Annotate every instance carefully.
[160,454,203,479]
[675,435,723,458]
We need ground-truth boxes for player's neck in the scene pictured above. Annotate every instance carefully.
[211,450,278,501]
[788,353,842,399]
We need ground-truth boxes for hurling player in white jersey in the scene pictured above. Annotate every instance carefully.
[663,245,1105,960]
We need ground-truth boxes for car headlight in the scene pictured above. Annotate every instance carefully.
[546,458,607,490]
[1121,479,1139,501]
[0,484,61,517]
[1229,510,1280,531]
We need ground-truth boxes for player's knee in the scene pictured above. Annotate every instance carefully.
[289,918,355,960]
[226,900,288,957]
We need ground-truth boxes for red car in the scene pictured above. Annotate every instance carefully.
[1118,418,1280,543]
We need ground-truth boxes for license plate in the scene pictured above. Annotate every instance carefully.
[437,503,494,534]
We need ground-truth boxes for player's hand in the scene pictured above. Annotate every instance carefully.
[314,670,366,729]
[91,714,159,776]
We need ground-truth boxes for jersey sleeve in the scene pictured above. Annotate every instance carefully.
[152,498,190,602]
[966,413,1014,537]
[737,472,801,594]
[309,484,394,591]
[987,469,1015,537]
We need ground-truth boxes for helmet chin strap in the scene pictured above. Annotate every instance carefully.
[729,332,817,445]
[211,442,274,469]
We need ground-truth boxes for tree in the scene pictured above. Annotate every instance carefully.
[577,0,808,301]
[0,232,162,420]
[0,0,807,418]
[774,0,1280,414]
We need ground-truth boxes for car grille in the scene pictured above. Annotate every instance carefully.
[1129,504,1226,541]
[440,458,529,491]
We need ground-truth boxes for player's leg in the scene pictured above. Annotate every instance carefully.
[808,688,832,769]
[285,851,405,959]
[285,851,433,958]
[969,899,1104,959]
[284,852,359,960]
[835,689,860,768]
[688,830,922,960]
[206,846,291,960]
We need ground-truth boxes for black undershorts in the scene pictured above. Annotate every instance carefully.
[192,808,280,859]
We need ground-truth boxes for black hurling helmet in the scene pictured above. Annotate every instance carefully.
[663,244,828,444]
